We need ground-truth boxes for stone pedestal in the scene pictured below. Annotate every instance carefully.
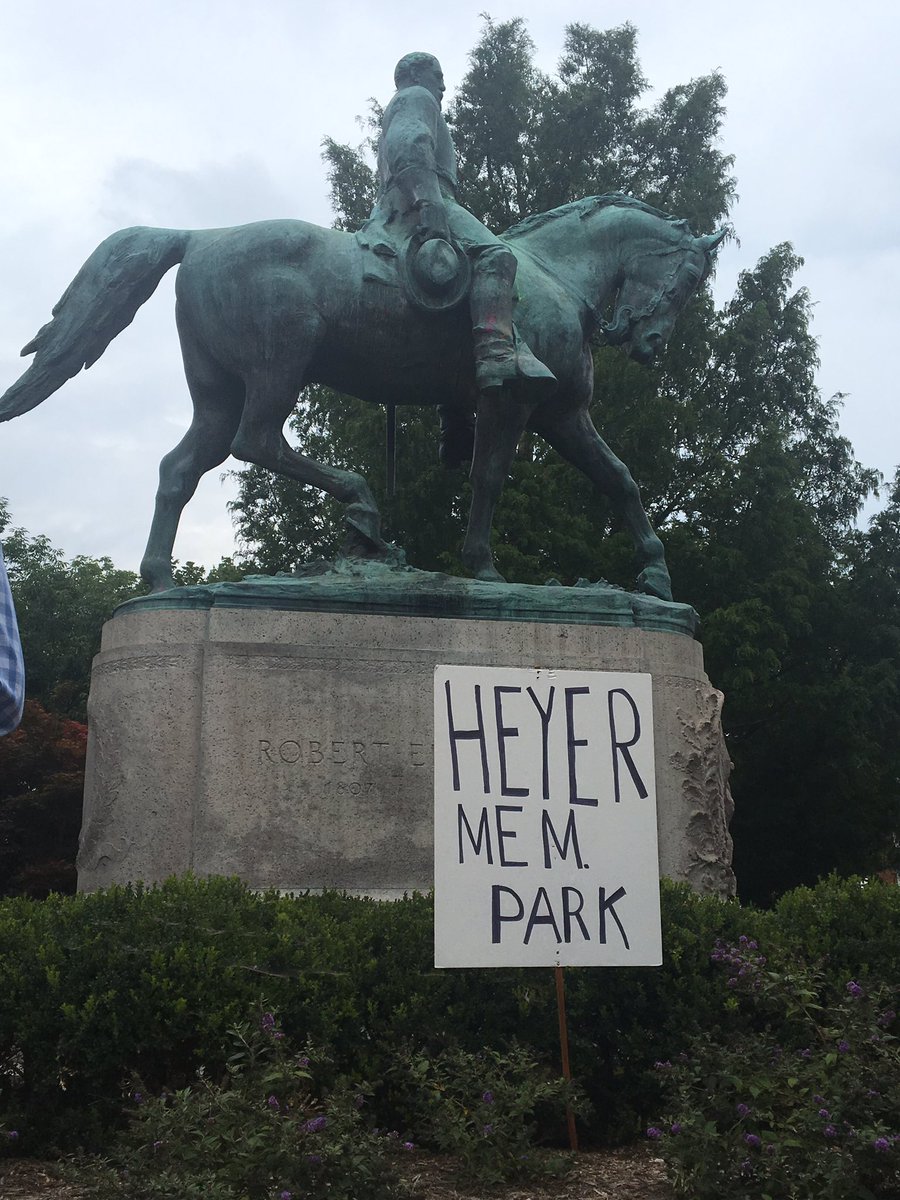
[78,565,734,897]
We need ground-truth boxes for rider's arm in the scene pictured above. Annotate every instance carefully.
[381,87,450,240]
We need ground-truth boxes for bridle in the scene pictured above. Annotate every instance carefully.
[600,248,705,346]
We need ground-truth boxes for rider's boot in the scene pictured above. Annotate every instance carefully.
[470,247,557,401]
[438,404,476,469]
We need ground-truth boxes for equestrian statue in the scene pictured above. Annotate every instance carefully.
[0,51,725,601]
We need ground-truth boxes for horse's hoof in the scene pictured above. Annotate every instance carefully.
[475,565,506,583]
[342,503,390,560]
[636,565,673,602]
[141,560,176,593]
[340,532,392,561]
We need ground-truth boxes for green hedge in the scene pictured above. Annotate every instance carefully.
[0,874,897,1152]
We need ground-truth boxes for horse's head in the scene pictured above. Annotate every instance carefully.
[601,227,727,364]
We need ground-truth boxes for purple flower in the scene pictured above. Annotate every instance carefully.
[483,1124,493,1136]
[402,1141,414,1151]
[670,1123,682,1135]
[297,1055,311,1068]
[132,1092,143,1105]
[304,1115,327,1133]
[482,1090,494,1104]
[646,1127,663,1140]
[846,980,864,998]
[653,1060,672,1071]
[837,1039,850,1054]
[152,1140,164,1151]
[736,1103,751,1118]
[814,1095,826,1105]
[272,1030,284,1039]
[306,1154,322,1165]
[280,1192,293,1200]
[267,1095,280,1111]
[799,1047,812,1059]
[878,1009,896,1028]
[739,1158,753,1174]
[824,1125,838,1139]
[7,1130,19,1141]
[261,1012,276,1030]
[744,1133,761,1149]
[873,1137,891,1153]
[818,1108,830,1119]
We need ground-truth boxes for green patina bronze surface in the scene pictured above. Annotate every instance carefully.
[0,51,725,608]
[115,557,699,638]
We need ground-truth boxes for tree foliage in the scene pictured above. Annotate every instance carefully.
[0,500,251,721]
[0,502,143,720]
[449,19,734,232]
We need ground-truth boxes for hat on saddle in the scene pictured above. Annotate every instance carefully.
[398,233,471,313]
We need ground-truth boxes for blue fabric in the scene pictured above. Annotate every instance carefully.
[0,543,25,734]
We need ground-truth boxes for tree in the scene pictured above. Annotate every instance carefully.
[450,19,733,232]
[228,19,895,901]
[171,557,252,587]
[0,502,143,720]
[0,502,253,721]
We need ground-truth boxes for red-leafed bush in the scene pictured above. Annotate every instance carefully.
[0,700,86,896]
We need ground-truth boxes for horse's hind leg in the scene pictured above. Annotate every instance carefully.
[140,349,244,592]
[532,406,673,601]
[230,368,390,561]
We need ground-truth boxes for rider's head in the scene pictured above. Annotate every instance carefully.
[394,52,445,103]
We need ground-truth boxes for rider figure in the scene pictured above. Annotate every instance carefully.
[370,51,557,467]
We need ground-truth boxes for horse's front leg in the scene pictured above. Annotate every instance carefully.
[462,395,533,581]
[532,406,673,602]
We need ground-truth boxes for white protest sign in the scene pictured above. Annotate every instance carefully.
[434,665,661,968]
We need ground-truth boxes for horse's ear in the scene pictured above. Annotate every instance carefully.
[696,228,728,256]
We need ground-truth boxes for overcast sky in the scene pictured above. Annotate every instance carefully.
[1,0,897,573]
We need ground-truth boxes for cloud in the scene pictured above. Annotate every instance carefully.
[98,155,300,230]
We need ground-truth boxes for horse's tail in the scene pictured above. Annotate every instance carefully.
[0,226,190,421]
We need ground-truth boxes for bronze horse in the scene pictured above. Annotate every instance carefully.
[0,193,724,597]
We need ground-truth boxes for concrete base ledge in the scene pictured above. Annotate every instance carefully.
[79,597,735,897]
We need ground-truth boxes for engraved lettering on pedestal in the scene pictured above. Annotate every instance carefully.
[255,733,431,796]
[258,735,430,760]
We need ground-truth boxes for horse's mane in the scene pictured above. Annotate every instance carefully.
[502,192,695,241]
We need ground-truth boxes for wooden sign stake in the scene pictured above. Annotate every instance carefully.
[554,964,579,1152]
